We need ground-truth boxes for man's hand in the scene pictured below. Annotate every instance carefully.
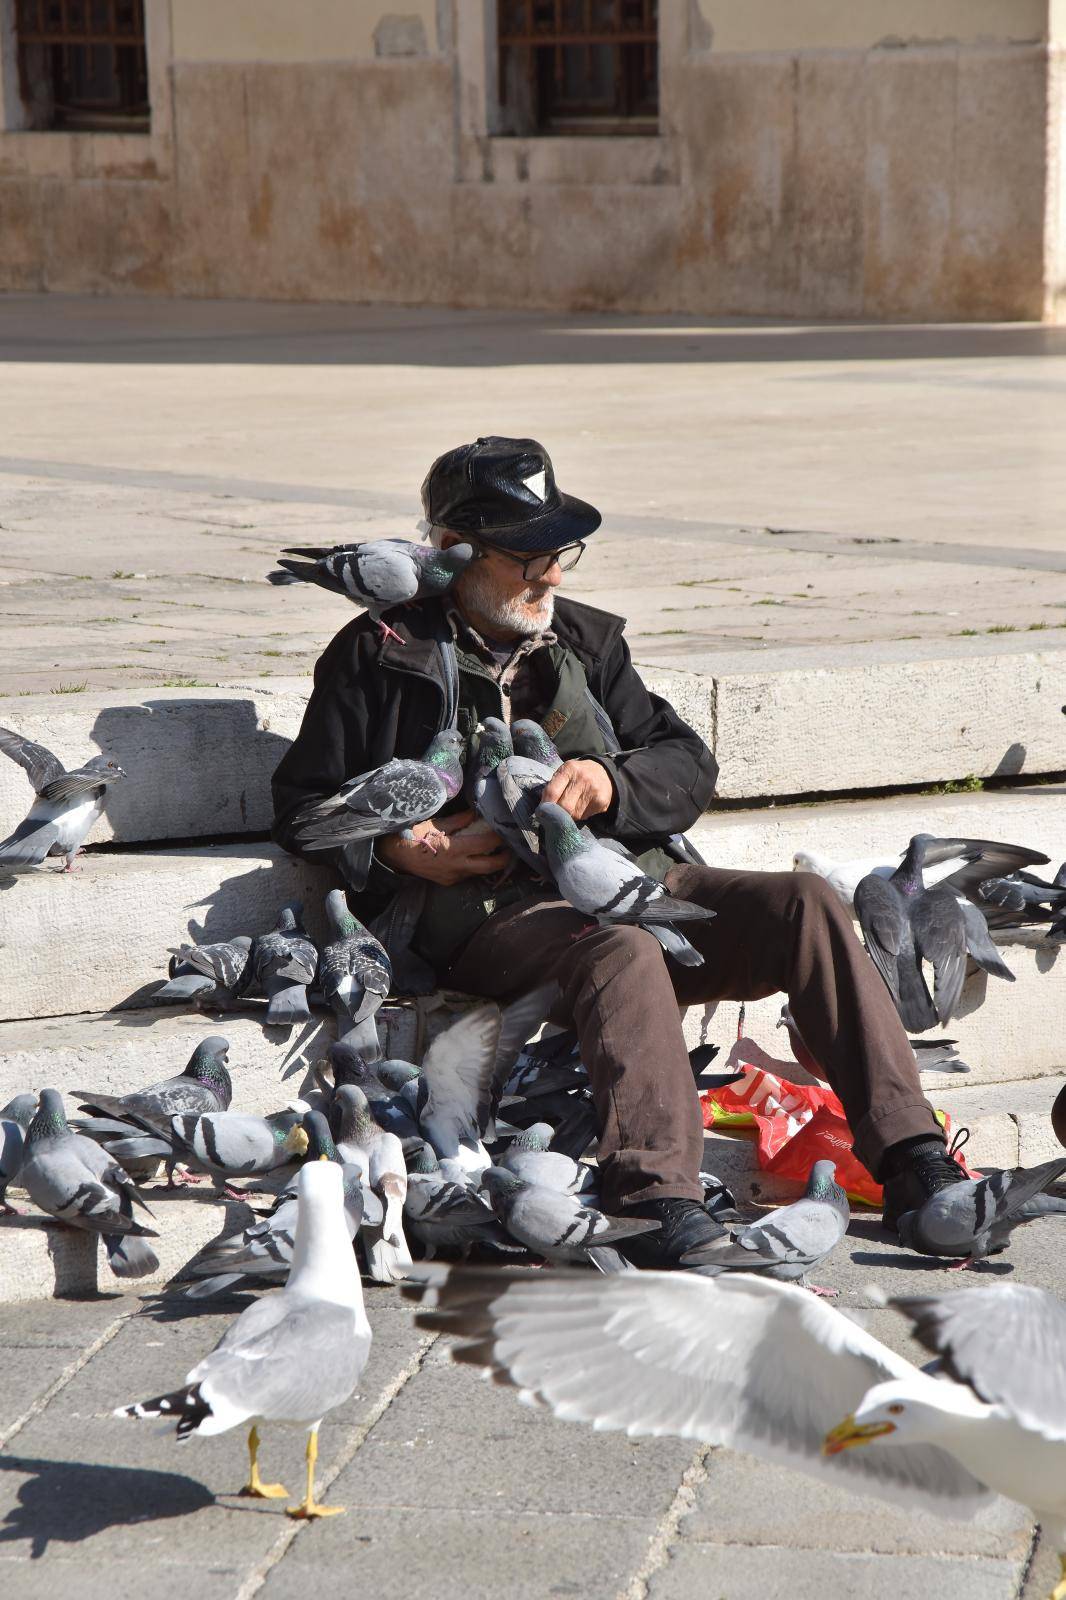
[376,809,512,886]
[540,759,614,822]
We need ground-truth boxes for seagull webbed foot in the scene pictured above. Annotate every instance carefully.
[240,1426,288,1500]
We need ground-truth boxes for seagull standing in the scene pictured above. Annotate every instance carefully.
[117,1159,371,1519]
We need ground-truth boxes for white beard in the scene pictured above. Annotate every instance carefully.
[459,563,555,636]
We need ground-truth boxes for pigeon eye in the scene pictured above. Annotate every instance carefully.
[888,1404,904,1416]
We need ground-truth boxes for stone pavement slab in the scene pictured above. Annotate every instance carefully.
[645,1544,1024,1600]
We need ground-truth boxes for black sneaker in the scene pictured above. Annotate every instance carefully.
[617,1197,727,1270]
[882,1132,970,1236]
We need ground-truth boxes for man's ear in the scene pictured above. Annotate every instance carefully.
[439,530,463,550]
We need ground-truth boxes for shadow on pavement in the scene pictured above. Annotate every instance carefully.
[0,1455,214,1556]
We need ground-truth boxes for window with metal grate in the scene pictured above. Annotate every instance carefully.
[497,0,658,136]
[15,0,149,131]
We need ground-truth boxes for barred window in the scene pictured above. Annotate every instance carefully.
[16,0,149,131]
[497,1,658,136]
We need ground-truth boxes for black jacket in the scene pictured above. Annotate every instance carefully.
[272,596,718,913]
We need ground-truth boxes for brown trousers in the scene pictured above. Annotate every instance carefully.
[444,866,942,1212]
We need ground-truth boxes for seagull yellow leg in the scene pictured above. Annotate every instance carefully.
[286,1427,344,1520]
[1049,1553,1066,1600]
[239,1425,289,1499]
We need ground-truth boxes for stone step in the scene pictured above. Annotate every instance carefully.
[0,995,472,1116]
[0,1187,279,1303]
[2,641,1064,849]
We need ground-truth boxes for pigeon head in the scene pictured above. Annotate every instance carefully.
[805,1160,849,1216]
[823,1380,931,1457]
[0,1092,37,1129]
[324,888,362,939]
[471,718,513,781]
[27,1088,66,1146]
[423,729,466,796]
[509,1122,553,1154]
[375,1059,420,1091]
[408,1142,440,1176]
[511,720,559,767]
[185,1036,232,1093]
[480,1166,522,1204]
[416,541,474,590]
[534,801,583,862]
[302,1109,339,1163]
[328,1039,371,1089]
[330,1083,375,1146]
[276,901,304,931]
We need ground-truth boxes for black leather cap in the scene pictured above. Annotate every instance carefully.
[420,436,601,552]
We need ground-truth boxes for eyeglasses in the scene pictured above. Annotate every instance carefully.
[474,540,586,581]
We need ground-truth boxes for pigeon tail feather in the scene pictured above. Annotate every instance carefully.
[105,1234,161,1279]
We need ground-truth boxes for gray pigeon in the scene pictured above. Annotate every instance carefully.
[977,864,1066,930]
[184,1112,369,1299]
[415,1002,505,1179]
[101,1106,310,1194]
[251,903,318,1026]
[501,1122,595,1194]
[479,1166,659,1269]
[535,800,715,966]
[777,1004,971,1077]
[19,1090,160,1278]
[0,726,125,871]
[324,1042,422,1141]
[267,537,474,641]
[330,1085,411,1283]
[854,835,1016,1032]
[404,1148,511,1259]
[72,1036,233,1127]
[0,1093,36,1213]
[684,1159,849,1294]
[156,936,254,1006]
[319,889,391,1059]
[897,1156,1066,1262]
[293,730,466,854]
[117,1160,370,1521]
[469,717,556,874]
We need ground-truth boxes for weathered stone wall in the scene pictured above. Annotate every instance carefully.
[0,0,1058,319]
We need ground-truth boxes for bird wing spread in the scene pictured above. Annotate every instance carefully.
[0,726,66,793]
[406,1266,990,1516]
[420,1003,503,1155]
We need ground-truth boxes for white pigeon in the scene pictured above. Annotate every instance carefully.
[405,1264,1066,1538]
[116,1160,370,1520]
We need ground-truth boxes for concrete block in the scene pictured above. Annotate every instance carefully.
[0,842,338,1020]
[648,1543,1023,1600]
[0,1189,261,1302]
[0,683,308,846]
[643,641,1066,801]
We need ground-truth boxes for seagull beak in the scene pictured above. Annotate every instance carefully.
[822,1416,896,1456]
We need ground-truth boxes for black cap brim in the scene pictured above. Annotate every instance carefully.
[474,490,601,554]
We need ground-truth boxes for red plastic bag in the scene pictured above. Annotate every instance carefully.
[701,1067,975,1207]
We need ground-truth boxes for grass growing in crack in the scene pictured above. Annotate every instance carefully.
[110,570,135,580]
[51,682,87,694]
[160,677,210,688]
[930,774,985,795]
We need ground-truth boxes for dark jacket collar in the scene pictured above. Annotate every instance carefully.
[376,594,625,678]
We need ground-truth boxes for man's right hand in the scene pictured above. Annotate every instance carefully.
[376,809,512,886]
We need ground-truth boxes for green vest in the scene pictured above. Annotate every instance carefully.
[413,642,674,972]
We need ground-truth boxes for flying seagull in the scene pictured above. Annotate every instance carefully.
[0,726,125,871]
[117,1159,371,1519]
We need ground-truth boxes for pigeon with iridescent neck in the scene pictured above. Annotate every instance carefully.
[470,717,557,874]
[0,726,125,872]
[267,537,474,643]
[293,729,466,856]
[19,1089,160,1279]
[535,800,715,964]
[318,890,391,1061]
[71,1036,234,1129]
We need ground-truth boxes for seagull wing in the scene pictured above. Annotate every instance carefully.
[405,1266,990,1517]
[892,1284,1066,1442]
[0,726,66,794]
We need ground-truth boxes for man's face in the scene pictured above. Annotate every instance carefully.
[446,537,564,636]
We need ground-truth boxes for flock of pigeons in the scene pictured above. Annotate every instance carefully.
[2,532,1066,1558]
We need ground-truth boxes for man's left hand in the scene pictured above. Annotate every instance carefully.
[540,759,614,822]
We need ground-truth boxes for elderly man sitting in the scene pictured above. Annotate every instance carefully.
[272,435,964,1269]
